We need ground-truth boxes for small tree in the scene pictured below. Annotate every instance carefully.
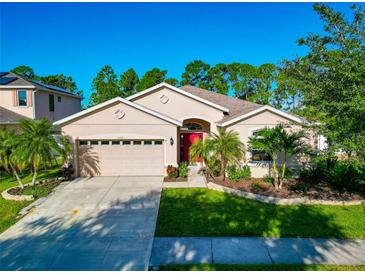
[58,136,74,167]
[278,127,308,180]
[0,129,26,189]
[189,138,215,178]
[16,119,61,186]
[249,124,308,189]
[249,126,281,188]
[211,129,244,180]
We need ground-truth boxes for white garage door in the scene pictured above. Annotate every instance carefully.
[78,139,164,176]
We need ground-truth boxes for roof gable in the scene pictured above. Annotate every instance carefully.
[54,97,182,126]
[216,105,305,127]
[127,83,229,112]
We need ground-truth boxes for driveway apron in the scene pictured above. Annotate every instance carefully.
[0,176,163,271]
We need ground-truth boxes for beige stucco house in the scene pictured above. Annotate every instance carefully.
[55,83,316,178]
[0,72,82,129]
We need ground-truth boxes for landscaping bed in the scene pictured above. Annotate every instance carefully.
[0,167,61,233]
[7,179,63,199]
[208,177,365,201]
[163,177,187,182]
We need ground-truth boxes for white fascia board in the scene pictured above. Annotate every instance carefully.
[126,82,230,113]
[53,97,182,127]
[0,85,36,89]
[216,105,304,127]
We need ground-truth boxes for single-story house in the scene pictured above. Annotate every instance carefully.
[55,83,317,177]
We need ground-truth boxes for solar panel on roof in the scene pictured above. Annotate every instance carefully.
[30,80,72,94]
[0,72,8,77]
[0,77,17,85]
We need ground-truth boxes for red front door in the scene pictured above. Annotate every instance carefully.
[181,133,203,163]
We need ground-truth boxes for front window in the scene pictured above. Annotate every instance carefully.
[250,129,272,162]
[18,90,27,106]
[49,94,54,112]
[251,150,272,161]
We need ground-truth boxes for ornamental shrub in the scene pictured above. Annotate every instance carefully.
[178,162,189,178]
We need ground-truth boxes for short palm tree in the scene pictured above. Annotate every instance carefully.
[16,119,61,186]
[59,135,74,167]
[0,129,26,189]
[189,138,215,177]
[278,127,308,179]
[210,129,244,180]
[249,124,308,189]
[249,126,281,188]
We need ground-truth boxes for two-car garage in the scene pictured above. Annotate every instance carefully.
[77,138,165,177]
[54,97,181,177]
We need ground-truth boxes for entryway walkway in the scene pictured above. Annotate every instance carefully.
[163,165,206,188]
[150,237,365,267]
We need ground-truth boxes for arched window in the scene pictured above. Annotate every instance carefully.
[182,123,203,131]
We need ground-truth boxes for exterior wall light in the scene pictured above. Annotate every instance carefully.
[170,137,174,146]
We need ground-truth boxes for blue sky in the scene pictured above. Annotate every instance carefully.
[0,2,361,104]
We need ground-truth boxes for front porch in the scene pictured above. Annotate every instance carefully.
[177,118,211,164]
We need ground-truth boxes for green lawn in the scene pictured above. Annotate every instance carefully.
[0,167,61,233]
[156,188,365,239]
[160,264,365,271]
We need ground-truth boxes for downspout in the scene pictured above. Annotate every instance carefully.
[32,89,37,119]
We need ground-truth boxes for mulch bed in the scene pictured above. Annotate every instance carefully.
[209,177,365,201]
[8,180,61,196]
[163,177,188,182]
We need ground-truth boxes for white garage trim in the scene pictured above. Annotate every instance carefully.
[77,138,165,176]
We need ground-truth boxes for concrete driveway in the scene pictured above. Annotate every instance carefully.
[0,176,163,270]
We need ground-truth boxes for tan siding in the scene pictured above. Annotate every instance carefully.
[34,91,81,121]
[132,87,224,134]
[226,110,307,178]
[0,89,34,118]
[60,101,178,176]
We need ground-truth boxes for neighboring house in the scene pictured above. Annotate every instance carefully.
[0,72,82,128]
[55,83,317,178]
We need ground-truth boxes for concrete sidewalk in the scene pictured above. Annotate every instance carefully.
[150,237,365,267]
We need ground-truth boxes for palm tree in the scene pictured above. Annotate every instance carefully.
[59,135,74,167]
[210,129,244,180]
[249,124,308,189]
[16,119,61,186]
[0,129,25,189]
[248,126,282,189]
[189,138,215,177]
[278,127,308,180]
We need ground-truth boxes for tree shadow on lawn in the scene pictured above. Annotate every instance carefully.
[153,188,365,266]
[0,189,161,271]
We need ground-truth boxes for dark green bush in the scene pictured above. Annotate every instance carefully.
[263,175,274,184]
[240,165,251,180]
[178,162,189,178]
[207,157,221,177]
[227,166,241,182]
[227,165,252,182]
[300,156,365,192]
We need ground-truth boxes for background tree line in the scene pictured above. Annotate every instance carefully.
[10,65,83,97]
[11,4,364,161]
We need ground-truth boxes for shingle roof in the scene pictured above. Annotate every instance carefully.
[0,106,30,124]
[0,72,81,98]
[179,85,263,123]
